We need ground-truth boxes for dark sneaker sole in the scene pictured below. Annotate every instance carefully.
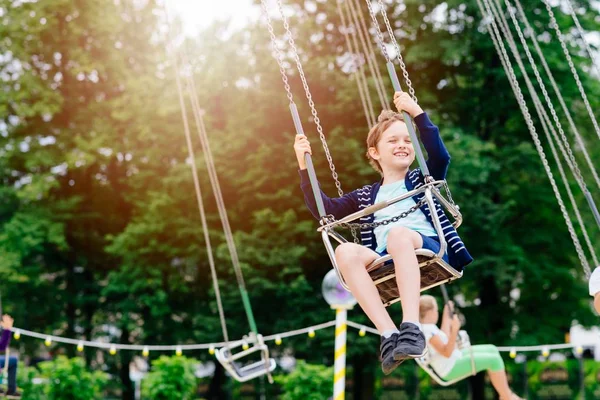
[381,355,405,375]
[393,346,428,362]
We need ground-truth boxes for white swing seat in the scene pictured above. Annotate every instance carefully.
[416,330,476,387]
[215,334,276,383]
[367,249,463,307]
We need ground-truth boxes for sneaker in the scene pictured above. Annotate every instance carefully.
[380,333,403,375]
[6,388,22,399]
[393,322,427,362]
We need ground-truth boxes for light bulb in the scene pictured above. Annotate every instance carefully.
[176,346,182,356]
[109,345,117,355]
[77,342,84,352]
[308,329,315,338]
[275,336,282,345]
[44,337,52,347]
[142,346,149,357]
[359,328,366,337]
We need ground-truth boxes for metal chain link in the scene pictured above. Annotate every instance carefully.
[512,0,600,191]
[503,0,587,192]
[496,0,598,267]
[376,0,418,102]
[338,198,427,230]
[543,0,600,142]
[478,0,591,277]
[364,0,391,62]
[276,0,344,197]
[260,0,294,104]
[565,0,600,78]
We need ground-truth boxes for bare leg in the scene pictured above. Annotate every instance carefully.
[335,243,396,333]
[488,370,513,399]
[386,227,424,323]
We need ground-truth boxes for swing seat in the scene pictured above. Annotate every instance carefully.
[215,334,276,383]
[416,330,475,387]
[319,182,465,306]
[366,249,462,307]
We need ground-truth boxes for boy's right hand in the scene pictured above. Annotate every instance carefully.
[294,134,312,170]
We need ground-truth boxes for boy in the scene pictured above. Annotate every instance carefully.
[294,92,473,374]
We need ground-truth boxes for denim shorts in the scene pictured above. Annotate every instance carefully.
[378,233,449,263]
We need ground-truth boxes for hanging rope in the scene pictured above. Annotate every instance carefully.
[162,3,231,346]
[182,61,260,335]
[336,0,376,127]
[542,0,600,143]
[511,0,600,192]
[340,0,377,125]
[565,0,600,78]
[477,0,591,276]
[346,0,390,110]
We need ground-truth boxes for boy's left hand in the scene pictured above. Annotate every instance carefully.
[393,91,423,118]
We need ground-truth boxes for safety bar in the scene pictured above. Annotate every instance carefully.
[321,185,454,291]
[318,180,450,231]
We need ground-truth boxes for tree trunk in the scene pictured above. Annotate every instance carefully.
[207,361,229,400]
[120,327,134,400]
[352,354,375,400]
[469,372,487,400]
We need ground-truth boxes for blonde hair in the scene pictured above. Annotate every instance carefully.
[419,295,438,321]
[366,110,405,174]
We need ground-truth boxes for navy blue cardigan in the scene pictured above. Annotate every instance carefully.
[299,112,473,271]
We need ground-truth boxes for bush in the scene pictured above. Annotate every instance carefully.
[142,356,198,400]
[276,361,333,400]
[20,356,107,400]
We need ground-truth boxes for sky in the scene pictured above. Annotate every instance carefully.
[169,0,259,36]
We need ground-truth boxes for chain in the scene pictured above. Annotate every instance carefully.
[503,0,587,192]
[260,0,294,104]
[441,181,456,206]
[543,0,600,142]
[566,0,600,78]
[478,0,590,277]
[338,198,427,230]
[275,0,344,197]
[376,0,417,102]
[364,0,391,62]
[512,0,600,190]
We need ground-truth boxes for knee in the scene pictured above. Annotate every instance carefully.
[335,244,369,270]
[387,226,414,247]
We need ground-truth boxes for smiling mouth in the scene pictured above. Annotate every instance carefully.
[394,152,410,158]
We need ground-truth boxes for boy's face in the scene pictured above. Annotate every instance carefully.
[368,121,415,173]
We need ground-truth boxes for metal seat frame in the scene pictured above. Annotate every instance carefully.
[215,333,276,383]
[318,181,463,306]
[416,330,476,387]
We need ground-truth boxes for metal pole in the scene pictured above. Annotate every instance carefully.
[290,103,327,217]
[333,307,349,400]
[385,62,430,177]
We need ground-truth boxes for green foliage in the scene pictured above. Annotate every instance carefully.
[141,356,198,400]
[275,361,334,400]
[0,0,599,396]
[19,356,108,400]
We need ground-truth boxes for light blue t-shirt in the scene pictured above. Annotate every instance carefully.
[374,179,437,253]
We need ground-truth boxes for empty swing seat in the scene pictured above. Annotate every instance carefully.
[215,334,276,383]
[366,249,462,307]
